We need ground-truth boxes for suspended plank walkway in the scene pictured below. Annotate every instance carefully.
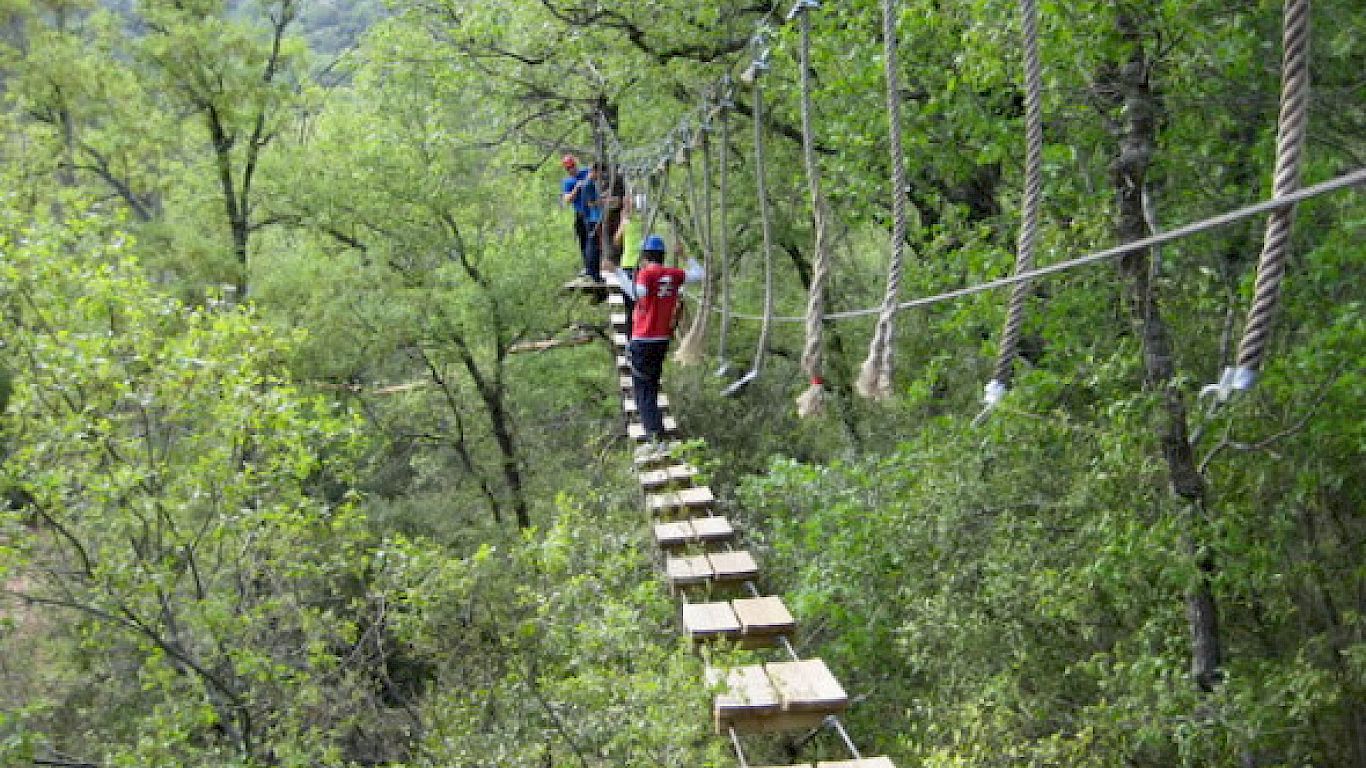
[586,276,895,767]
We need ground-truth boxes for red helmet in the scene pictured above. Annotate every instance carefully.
[560,154,578,169]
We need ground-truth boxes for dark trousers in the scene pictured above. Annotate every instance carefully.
[573,214,587,256]
[582,221,602,280]
[629,339,670,439]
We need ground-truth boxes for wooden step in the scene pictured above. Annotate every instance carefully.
[707,550,759,583]
[616,354,631,373]
[627,416,679,442]
[712,659,849,734]
[610,312,629,330]
[665,554,713,589]
[647,486,716,516]
[731,596,795,638]
[637,463,698,492]
[651,517,736,550]
[561,276,609,292]
[665,549,756,591]
[708,665,780,730]
[618,374,634,392]
[682,601,742,642]
[623,393,668,413]
[607,293,626,307]
[613,332,629,348]
[684,596,794,645]
[748,754,896,759]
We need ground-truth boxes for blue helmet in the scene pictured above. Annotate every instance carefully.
[642,234,667,253]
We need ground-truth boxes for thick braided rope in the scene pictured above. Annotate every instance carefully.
[715,109,735,374]
[642,162,671,240]
[796,4,832,417]
[857,0,908,400]
[676,132,715,364]
[1223,0,1311,395]
[752,81,776,376]
[983,0,1045,408]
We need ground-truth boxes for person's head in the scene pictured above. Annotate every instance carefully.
[641,234,667,263]
[560,154,578,172]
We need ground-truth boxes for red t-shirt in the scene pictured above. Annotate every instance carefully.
[631,263,688,341]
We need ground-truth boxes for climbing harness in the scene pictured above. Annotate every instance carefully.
[855,0,912,401]
[979,0,1046,420]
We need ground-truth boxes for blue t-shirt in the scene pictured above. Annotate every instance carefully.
[582,179,602,224]
[562,170,590,216]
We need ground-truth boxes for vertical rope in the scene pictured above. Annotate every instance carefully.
[642,162,671,240]
[1219,0,1311,397]
[676,129,714,364]
[857,0,909,400]
[723,79,774,397]
[753,82,776,376]
[795,3,833,418]
[981,0,1046,413]
[715,107,735,376]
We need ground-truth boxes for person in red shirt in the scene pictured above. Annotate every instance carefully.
[614,234,704,451]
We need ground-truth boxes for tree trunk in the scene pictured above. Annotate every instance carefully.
[452,334,531,529]
[1105,5,1222,692]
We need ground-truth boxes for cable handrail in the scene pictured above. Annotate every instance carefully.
[686,167,1365,323]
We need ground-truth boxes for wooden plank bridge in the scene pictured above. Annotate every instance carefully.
[572,275,895,767]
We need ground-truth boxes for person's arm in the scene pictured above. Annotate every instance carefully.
[561,178,583,206]
[615,268,642,301]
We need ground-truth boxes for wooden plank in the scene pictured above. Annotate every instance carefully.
[638,464,698,492]
[765,659,848,714]
[636,467,672,491]
[646,492,681,515]
[607,293,626,306]
[710,665,781,730]
[629,417,680,442]
[652,521,694,549]
[623,394,669,413]
[613,332,629,347]
[690,516,735,543]
[732,596,795,637]
[616,354,630,372]
[610,312,629,329]
[618,374,633,391]
[708,550,759,583]
[676,486,716,509]
[682,602,741,641]
[817,759,898,768]
[561,277,608,292]
[665,555,712,587]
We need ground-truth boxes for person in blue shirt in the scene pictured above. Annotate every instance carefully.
[563,163,603,283]
[560,154,589,269]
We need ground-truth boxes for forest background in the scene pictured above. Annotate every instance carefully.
[0,1,1362,766]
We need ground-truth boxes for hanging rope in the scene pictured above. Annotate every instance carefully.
[714,99,735,377]
[794,0,833,418]
[856,0,911,401]
[722,75,775,397]
[642,161,671,240]
[980,0,1046,416]
[1205,0,1312,403]
[676,126,715,364]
